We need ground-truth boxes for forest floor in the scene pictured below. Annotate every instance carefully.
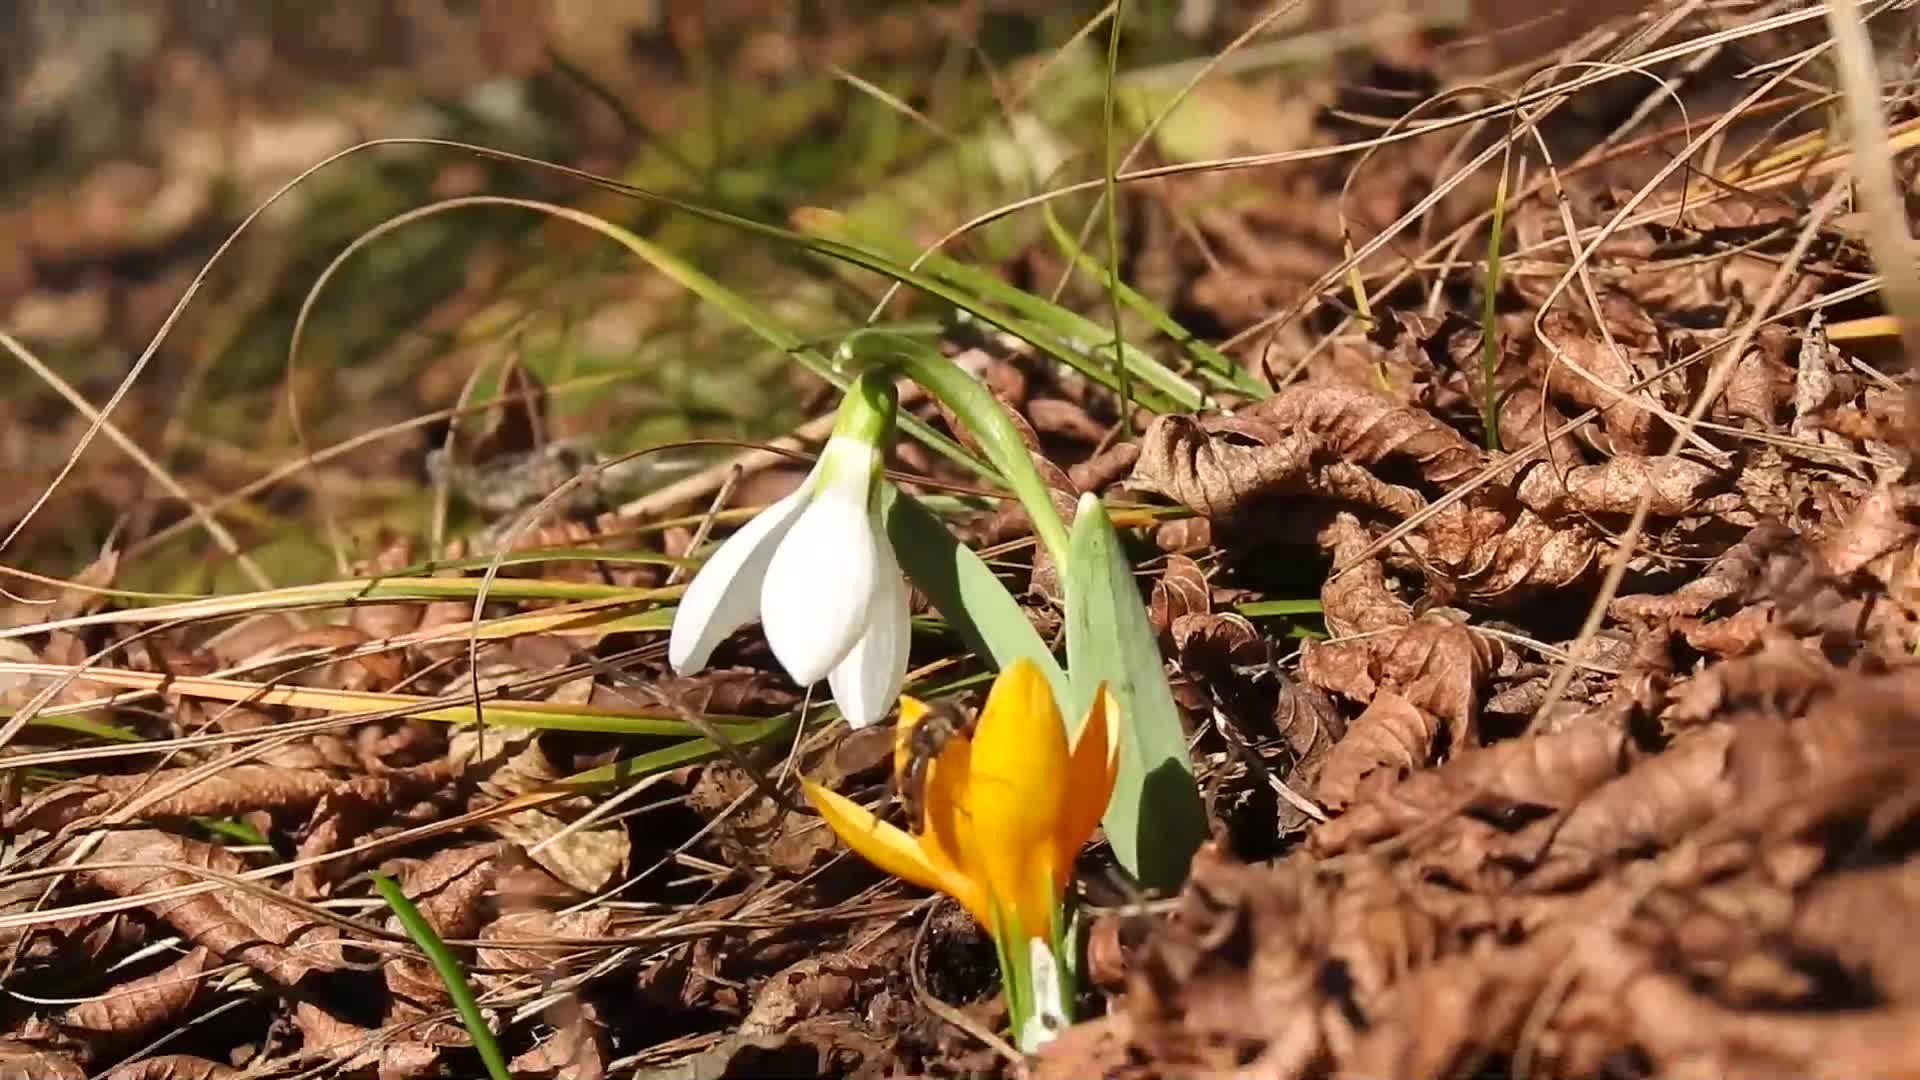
[3,3,1919,1078]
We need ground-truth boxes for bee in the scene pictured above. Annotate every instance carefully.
[894,697,977,829]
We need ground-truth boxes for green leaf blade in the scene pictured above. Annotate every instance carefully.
[1063,494,1204,892]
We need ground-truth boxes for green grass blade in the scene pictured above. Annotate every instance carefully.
[1480,162,1510,451]
[370,872,512,1080]
[1040,207,1264,396]
[805,213,1202,412]
[553,714,795,790]
[539,205,990,481]
[1102,1,1133,435]
[1063,494,1203,891]
[0,576,676,640]
[1233,598,1324,617]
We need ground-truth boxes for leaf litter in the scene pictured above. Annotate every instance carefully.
[5,3,1920,1077]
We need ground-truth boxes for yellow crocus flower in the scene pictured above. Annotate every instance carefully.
[802,658,1119,1044]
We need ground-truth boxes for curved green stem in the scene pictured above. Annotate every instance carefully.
[852,332,1072,571]
[371,872,512,1080]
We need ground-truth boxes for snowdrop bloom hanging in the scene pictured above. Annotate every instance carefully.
[668,373,909,728]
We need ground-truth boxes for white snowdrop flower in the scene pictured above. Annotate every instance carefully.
[668,375,908,728]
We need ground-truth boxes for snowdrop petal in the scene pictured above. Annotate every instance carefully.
[827,530,911,728]
[667,485,812,675]
[761,486,876,686]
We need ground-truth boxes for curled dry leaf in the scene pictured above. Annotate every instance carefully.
[1625,974,1920,1079]
[1817,482,1918,578]
[1311,723,1627,855]
[0,1042,85,1080]
[1535,310,1673,453]
[293,767,461,898]
[11,764,343,832]
[474,908,616,996]
[1124,852,1329,1077]
[59,946,214,1048]
[1374,615,1505,741]
[1505,723,1739,891]
[1319,512,1412,637]
[1613,520,1794,621]
[96,1057,240,1080]
[1314,691,1441,811]
[1343,943,1550,1080]
[1789,859,1920,1003]
[69,829,346,985]
[450,727,628,894]
[508,996,609,1080]
[1514,454,1725,518]
[1147,554,1210,641]
[1131,386,1482,521]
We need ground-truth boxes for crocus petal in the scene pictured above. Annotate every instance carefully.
[895,696,987,921]
[761,485,877,686]
[667,486,812,675]
[826,529,911,729]
[1053,683,1120,892]
[802,778,986,924]
[964,657,1070,942]
[918,724,990,928]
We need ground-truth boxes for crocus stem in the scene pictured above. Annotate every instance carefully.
[1017,937,1072,1053]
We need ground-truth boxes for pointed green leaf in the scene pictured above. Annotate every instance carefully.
[1064,493,1204,891]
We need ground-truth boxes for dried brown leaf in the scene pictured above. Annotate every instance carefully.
[385,844,502,1015]
[1375,616,1504,741]
[1312,723,1627,855]
[1515,454,1725,518]
[1319,512,1412,636]
[1315,691,1442,811]
[1613,520,1794,621]
[0,1041,84,1080]
[1818,482,1918,577]
[97,1057,240,1080]
[451,728,628,893]
[1627,974,1920,1079]
[474,908,616,995]
[1130,385,1485,523]
[1790,859,1920,1003]
[1538,310,1670,453]
[1125,851,1328,1076]
[1507,724,1738,891]
[1147,554,1210,640]
[71,829,345,985]
[1342,943,1550,1080]
[509,996,609,1080]
[59,946,214,1046]
[1130,412,1309,519]
[11,764,342,832]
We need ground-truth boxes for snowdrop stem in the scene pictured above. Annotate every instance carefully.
[858,336,1073,571]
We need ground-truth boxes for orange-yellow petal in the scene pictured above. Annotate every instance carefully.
[801,778,986,924]
[917,726,978,905]
[963,657,1070,941]
[1053,682,1120,890]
